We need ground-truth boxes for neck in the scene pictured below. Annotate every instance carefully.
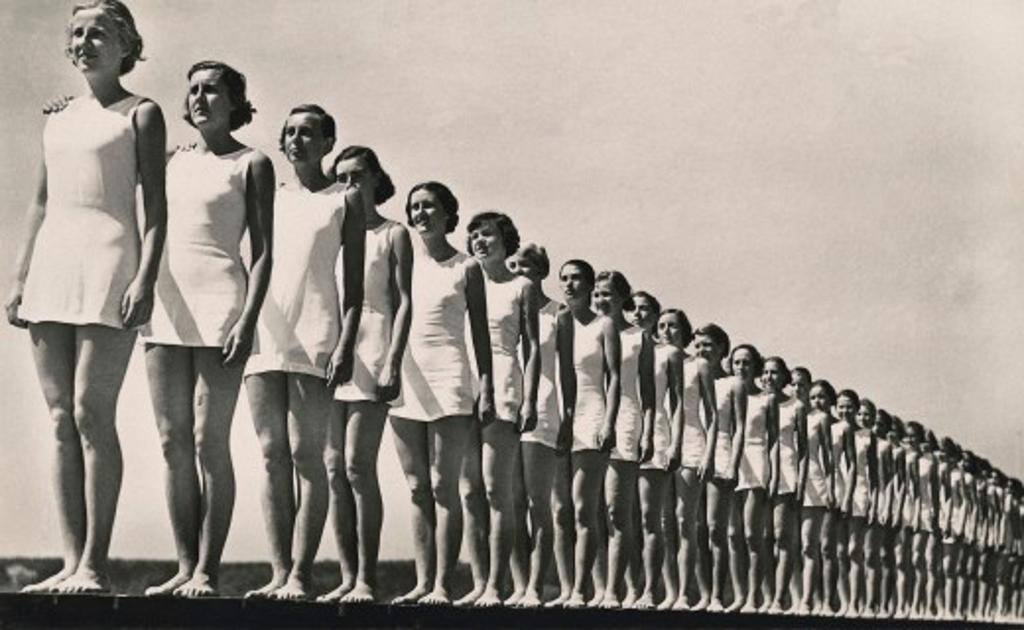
[419,232,456,260]
[568,299,593,320]
[608,311,630,329]
[196,125,241,155]
[364,205,385,228]
[84,73,127,105]
[293,161,330,192]
[481,257,513,281]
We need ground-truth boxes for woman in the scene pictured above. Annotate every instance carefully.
[692,323,746,613]
[388,182,494,606]
[321,146,412,604]
[558,259,621,608]
[796,379,835,615]
[821,389,856,616]
[242,107,365,601]
[731,344,777,612]
[764,357,806,615]
[938,437,965,619]
[141,60,274,597]
[865,408,894,617]
[910,428,940,618]
[509,244,572,608]
[6,0,166,594]
[462,212,540,608]
[847,396,878,617]
[958,450,979,619]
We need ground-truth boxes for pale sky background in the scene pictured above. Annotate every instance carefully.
[1,1,1022,562]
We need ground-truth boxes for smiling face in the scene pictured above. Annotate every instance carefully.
[836,394,858,424]
[67,9,125,77]
[282,112,333,165]
[693,333,723,365]
[856,402,876,430]
[468,218,506,263]
[809,384,832,413]
[730,348,757,383]
[592,278,623,316]
[761,360,787,394]
[631,296,659,332]
[657,312,684,346]
[559,263,592,307]
[187,69,234,130]
[407,188,449,236]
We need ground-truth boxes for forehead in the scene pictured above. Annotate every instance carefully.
[189,68,225,86]
[560,263,585,278]
[470,218,499,233]
[732,348,754,360]
[70,8,117,30]
[634,296,653,308]
[410,188,438,204]
[334,155,367,173]
[286,112,325,131]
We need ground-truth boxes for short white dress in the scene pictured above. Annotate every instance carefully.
[485,275,531,424]
[143,148,256,347]
[678,357,709,470]
[520,300,562,449]
[641,343,674,471]
[775,397,802,496]
[831,421,851,513]
[389,251,476,421]
[736,392,772,491]
[917,452,936,532]
[571,316,607,452]
[336,219,402,402]
[850,428,873,518]
[873,438,893,526]
[901,449,920,529]
[611,327,644,462]
[21,95,148,329]
[708,375,742,481]
[245,183,347,377]
[802,411,830,508]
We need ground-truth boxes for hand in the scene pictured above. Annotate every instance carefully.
[668,450,681,473]
[477,385,496,427]
[221,320,255,367]
[374,360,401,403]
[554,421,572,456]
[698,455,713,483]
[769,480,779,498]
[639,433,653,464]
[120,278,154,328]
[42,95,73,115]
[5,285,26,329]
[326,346,354,388]
[596,422,615,453]
[517,400,538,434]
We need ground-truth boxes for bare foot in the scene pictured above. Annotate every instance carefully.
[621,589,639,609]
[598,593,621,609]
[245,575,288,600]
[587,592,604,607]
[723,598,744,613]
[338,582,375,604]
[454,585,485,607]
[768,600,786,615]
[505,589,525,607]
[145,572,193,597]
[740,599,758,614]
[544,591,571,608]
[391,584,430,605]
[633,592,655,610]
[418,587,452,606]
[518,589,543,608]
[563,592,586,609]
[172,573,217,598]
[671,594,690,611]
[55,569,111,595]
[795,602,812,615]
[474,587,503,608]
[690,596,710,612]
[271,576,312,601]
[21,568,75,594]
[707,598,725,613]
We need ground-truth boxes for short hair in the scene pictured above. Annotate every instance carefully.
[67,1,144,75]
[905,420,924,441]
[512,242,550,279]
[888,416,904,441]
[763,356,791,387]
[278,104,336,154]
[694,323,731,356]
[466,212,521,258]
[183,61,255,130]
[875,408,892,434]
[924,429,938,450]
[659,308,693,344]
[595,271,633,310]
[791,366,811,383]
[333,145,396,205]
[940,436,960,459]
[729,344,764,376]
[406,181,459,233]
[560,259,595,287]
[810,379,837,407]
[837,389,860,409]
[631,291,662,315]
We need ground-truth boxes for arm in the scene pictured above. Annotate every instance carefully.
[327,188,367,387]
[795,404,808,501]
[843,428,857,513]
[597,317,621,452]
[376,224,413,402]
[517,279,541,433]
[728,380,747,481]
[697,361,718,482]
[121,101,167,328]
[637,335,656,463]
[465,259,494,425]
[554,309,576,455]
[665,350,684,471]
[769,399,780,497]
[223,152,275,366]
[5,159,48,328]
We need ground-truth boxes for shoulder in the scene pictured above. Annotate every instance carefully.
[387,221,412,249]
[133,99,165,128]
[598,315,618,336]
[246,149,273,172]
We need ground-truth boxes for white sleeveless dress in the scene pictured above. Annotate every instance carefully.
[485,275,530,423]
[641,343,673,471]
[775,397,801,495]
[571,316,607,452]
[831,421,851,512]
[21,95,147,328]
[873,438,892,526]
[336,219,401,402]
[918,452,936,532]
[737,392,771,491]
[850,428,873,518]
[521,300,561,449]
[708,375,741,481]
[390,250,475,421]
[143,148,255,347]
[611,327,644,462]
[679,357,708,470]
[802,411,830,508]
[245,183,347,377]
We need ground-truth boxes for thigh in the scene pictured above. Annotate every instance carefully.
[707,479,732,530]
[74,324,137,414]
[28,323,76,414]
[344,401,388,470]
[244,372,288,451]
[572,450,609,511]
[522,442,557,506]
[287,372,334,453]
[551,451,573,512]
[802,508,823,547]
[193,347,244,442]
[430,415,473,489]
[639,470,666,524]
[390,416,430,483]
[482,420,520,489]
[606,460,638,513]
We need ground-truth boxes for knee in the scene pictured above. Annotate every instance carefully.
[709,520,728,546]
[291,440,325,479]
[49,405,77,444]
[432,474,460,507]
[158,423,196,465]
[323,446,345,482]
[553,499,574,530]
[73,397,114,444]
[728,522,745,548]
[194,433,229,471]
[484,481,512,513]
[745,531,763,552]
[345,455,378,493]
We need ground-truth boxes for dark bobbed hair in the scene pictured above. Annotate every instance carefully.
[512,243,550,279]
[560,259,596,288]
[694,323,731,356]
[183,61,255,130]
[659,308,693,344]
[837,388,861,409]
[67,0,144,75]
[631,291,662,315]
[791,366,811,383]
[466,212,521,258]
[334,145,396,205]
[875,408,892,433]
[940,436,960,459]
[595,270,633,307]
[810,379,837,407]
[278,104,336,154]
[924,429,939,450]
[859,397,877,414]
[406,182,459,233]
[729,343,764,376]
[905,420,924,441]
[763,356,792,387]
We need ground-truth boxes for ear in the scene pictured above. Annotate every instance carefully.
[323,136,336,155]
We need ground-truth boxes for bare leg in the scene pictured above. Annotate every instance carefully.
[741,488,767,612]
[243,372,292,598]
[271,374,331,601]
[706,478,732,612]
[798,507,823,614]
[456,422,488,606]
[820,509,838,615]
[924,532,939,617]
[318,401,356,602]
[724,487,746,612]
[337,401,387,604]
[23,324,83,593]
[770,494,796,612]
[847,517,865,615]
[636,468,666,609]
[865,524,882,615]
[566,450,608,607]
[520,442,556,608]
[910,531,927,616]
[674,467,709,610]
[589,487,608,606]
[546,451,574,607]
[57,325,135,594]
[943,542,959,618]
[476,421,521,608]
[835,516,851,616]
[507,448,529,607]
[659,473,680,610]
[174,348,242,598]
[388,417,435,604]
[599,459,638,608]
